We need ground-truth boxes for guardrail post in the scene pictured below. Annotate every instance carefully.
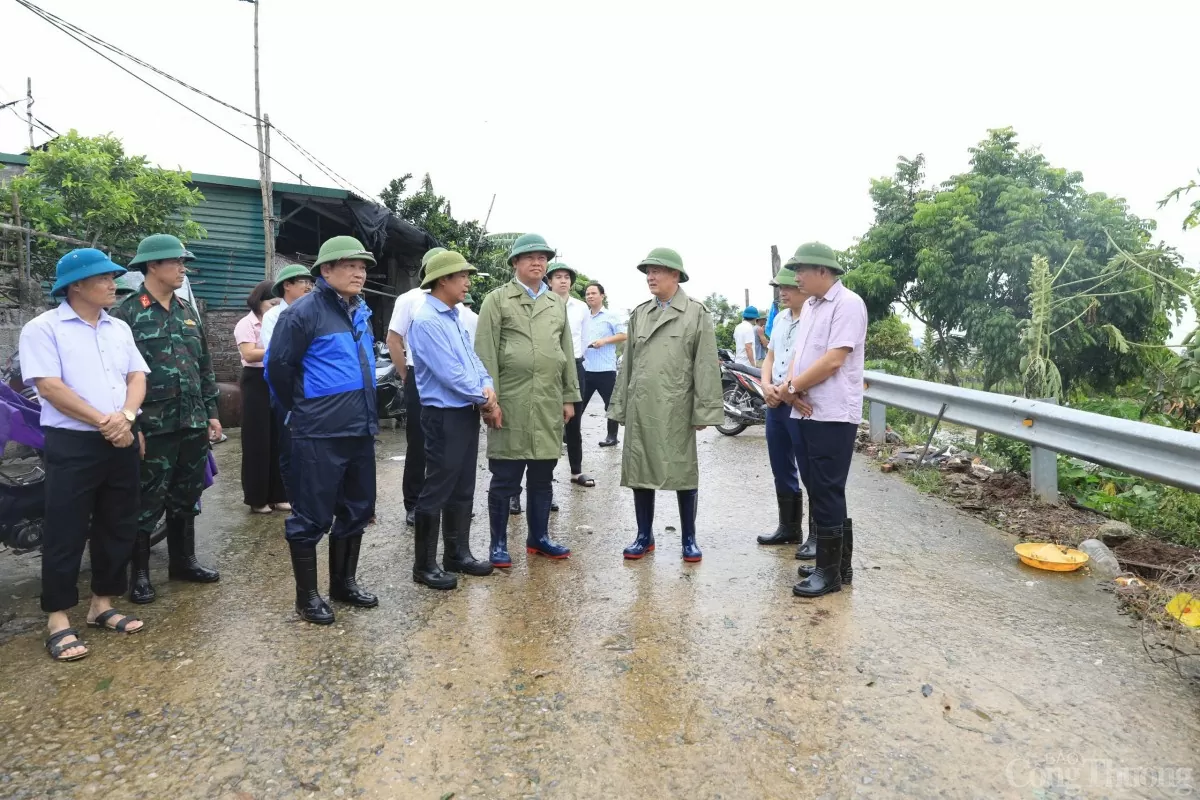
[869,401,887,444]
[1029,398,1059,505]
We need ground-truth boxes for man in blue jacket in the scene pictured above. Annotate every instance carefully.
[266,236,379,624]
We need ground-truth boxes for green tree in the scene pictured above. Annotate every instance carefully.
[380,173,511,297]
[1159,170,1200,231]
[1,130,205,280]
[842,128,1189,393]
[702,293,741,350]
[864,314,918,374]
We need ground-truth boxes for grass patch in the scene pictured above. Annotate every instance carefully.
[903,467,944,494]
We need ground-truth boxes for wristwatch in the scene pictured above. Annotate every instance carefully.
[122,409,136,423]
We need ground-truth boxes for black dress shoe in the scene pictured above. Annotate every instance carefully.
[405,509,416,527]
[509,494,523,515]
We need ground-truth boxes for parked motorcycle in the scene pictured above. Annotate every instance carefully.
[716,348,767,436]
[374,342,406,424]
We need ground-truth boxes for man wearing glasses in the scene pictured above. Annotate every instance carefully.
[111,234,222,605]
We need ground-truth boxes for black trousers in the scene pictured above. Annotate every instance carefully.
[285,436,376,545]
[564,359,586,473]
[240,366,287,507]
[41,428,140,612]
[794,420,857,527]
[272,397,292,500]
[581,369,619,439]
[416,406,480,515]
[402,366,426,511]
[489,458,555,498]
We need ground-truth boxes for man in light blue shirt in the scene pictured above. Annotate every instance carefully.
[407,251,499,590]
[581,281,627,447]
[20,249,150,662]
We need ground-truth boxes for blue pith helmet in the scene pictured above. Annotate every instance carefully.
[742,305,760,320]
[51,248,126,298]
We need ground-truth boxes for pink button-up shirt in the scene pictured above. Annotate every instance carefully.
[788,281,868,423]
[234,312,264,368]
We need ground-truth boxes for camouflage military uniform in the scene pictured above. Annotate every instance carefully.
[111,288,219,535]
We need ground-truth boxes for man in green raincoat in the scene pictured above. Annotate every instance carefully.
[609,248,723,562]
[474,233,581,566]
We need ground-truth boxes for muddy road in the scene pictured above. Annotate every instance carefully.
[1,412,1197,798]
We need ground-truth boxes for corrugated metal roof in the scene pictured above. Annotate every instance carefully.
[187,182,279,308]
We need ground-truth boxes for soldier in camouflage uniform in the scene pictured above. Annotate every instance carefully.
[111,234,222,604]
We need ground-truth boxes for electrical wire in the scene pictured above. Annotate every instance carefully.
[13,0,382,203]
[13,0,308,180]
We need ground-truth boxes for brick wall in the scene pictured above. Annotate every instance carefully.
[204,307,245,384]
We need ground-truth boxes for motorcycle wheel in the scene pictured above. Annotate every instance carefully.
[716,385,749,436]
[12,520,42,551]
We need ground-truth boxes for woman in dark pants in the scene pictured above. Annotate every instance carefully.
[582,282,627,447]
[234,280,287,513]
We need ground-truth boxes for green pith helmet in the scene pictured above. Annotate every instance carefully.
[311,235,377,275]
[421,250,477,289]
[420,246,448,271]
[785,241,842,273]
[544,261,577,285]
[272,264,312,298]
[507,233,556,265]
[115,273,139,296]
[771,266,800,287]
[636,247,688,282]
[463,293,476,307]
[127,234,195,272]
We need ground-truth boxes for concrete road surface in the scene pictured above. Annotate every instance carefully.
[1,412,1197,799]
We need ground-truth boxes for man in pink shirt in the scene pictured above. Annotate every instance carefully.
[783,242,867,598]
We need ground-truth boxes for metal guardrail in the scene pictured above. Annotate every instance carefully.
[862,371,1200,504]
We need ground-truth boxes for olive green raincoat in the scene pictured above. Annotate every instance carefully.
[609,288,724,490]
[475,281,582,460]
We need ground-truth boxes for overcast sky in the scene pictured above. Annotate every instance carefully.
[1,0,1197,332]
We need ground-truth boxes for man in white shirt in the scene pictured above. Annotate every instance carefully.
[386,247,447,527]
[546,263,592,490]
[733,307,759,368]
[460,293,479,346]
[261,264,314,350]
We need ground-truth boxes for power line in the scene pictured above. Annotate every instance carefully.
[13,0,307,181]
[13,0,382,203]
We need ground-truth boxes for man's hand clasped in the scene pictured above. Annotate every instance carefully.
[480,388,503,429]
[98,411,133,448]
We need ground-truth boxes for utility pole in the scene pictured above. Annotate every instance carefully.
[247,0,274,277]
[744,288,750,308]
[26,78,33,150]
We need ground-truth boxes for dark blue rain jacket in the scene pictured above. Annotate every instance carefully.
[265,279,378,439]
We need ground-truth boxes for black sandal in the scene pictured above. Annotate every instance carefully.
[46,628,89,662]
[571,474,596,488]
[86,608,144,634]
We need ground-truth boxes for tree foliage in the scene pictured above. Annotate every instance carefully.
[1,130,205,280]
[1159,170,1200,231]
[703,292,742,350]
[842,128,1191,393]
[864,314,918,375]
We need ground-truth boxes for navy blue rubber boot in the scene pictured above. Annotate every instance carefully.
[677,489,702,563]
[624,489,656,559]
[487,492,513,567]
[525,485,570,559]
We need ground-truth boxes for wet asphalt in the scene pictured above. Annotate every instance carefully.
[0,410,1198,799]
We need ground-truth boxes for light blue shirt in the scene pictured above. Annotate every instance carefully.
[260,298,288,350]
[19,302,150,431]
[583,308,626,373]
[408,295,493,408]
[518,279,548,300]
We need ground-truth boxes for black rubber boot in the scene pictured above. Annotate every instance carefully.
[795,506,817,560]
[757,493,803,545]
[329,536,379,607]
[413,512,457,590]
[289,541,334,624]
[442,503,493,576]
[166,516,220,583]
[510,493,523,515]
[599,420,620,446]
[793,524,843,597]
[129,529,155,605]
[798,518,853,585]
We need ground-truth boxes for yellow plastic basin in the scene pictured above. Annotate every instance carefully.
[1015,542,1090,572]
